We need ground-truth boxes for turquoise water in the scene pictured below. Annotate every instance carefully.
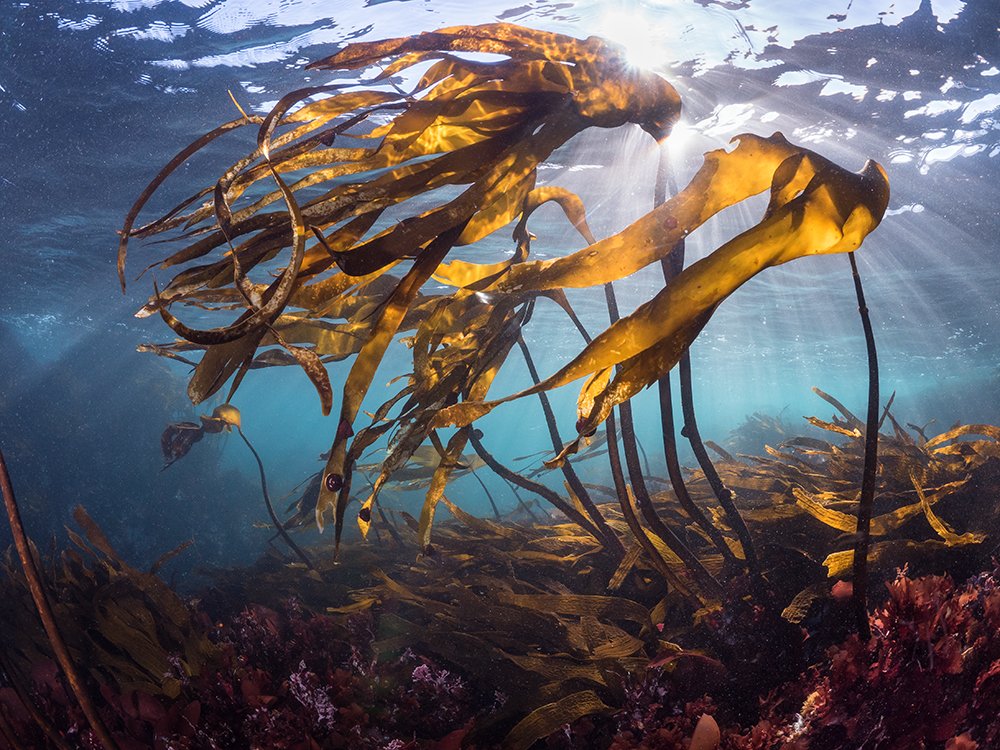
[1,0,998,576]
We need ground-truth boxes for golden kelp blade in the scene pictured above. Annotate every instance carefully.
[316,222,468,539]
[121,26,684,551]
[432,185,595,288]
[433,134,890,442]
[490,132,802,294]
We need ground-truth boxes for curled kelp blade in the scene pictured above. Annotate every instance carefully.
[117,115,262,291]
[124,22,681,374]
[433,135,890,445]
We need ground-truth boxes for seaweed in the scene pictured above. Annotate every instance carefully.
[4,398,1000,745]
[119,23,891,599]
[33,17,998,745]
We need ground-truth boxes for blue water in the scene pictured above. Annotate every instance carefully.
[1,0,998,578]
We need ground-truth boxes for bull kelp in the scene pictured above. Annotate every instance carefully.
[6,18,1000,750]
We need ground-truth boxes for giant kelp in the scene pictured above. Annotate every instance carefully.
[120,23,890,581]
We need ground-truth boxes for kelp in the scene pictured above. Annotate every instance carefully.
[5,398,1000,744]
[708,392,998,602]
[120,21,890,566]
[182,399,1000,743]
[0,449,118,750]
[159,403,241,468]
[160,405,317,569]
[433,137,889,445]
[846,248,882,638]
[0,505,215,704]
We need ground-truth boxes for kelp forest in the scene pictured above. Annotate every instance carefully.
[4,22,1000,750]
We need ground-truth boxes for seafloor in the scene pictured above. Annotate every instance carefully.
[4,10,1000,750]
[2,403,999,750]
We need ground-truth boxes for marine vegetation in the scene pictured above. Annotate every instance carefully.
[117,21,888,565]
[7,19,998,750]
[3,405,1000,747]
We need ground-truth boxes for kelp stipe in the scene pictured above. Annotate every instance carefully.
[160,404,317,570]
[848,250,881,638]
[120,23,889,612]
[0,449,119,750]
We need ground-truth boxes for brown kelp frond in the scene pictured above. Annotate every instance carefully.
[434,138,889,444]
[121,22,680,301]
[122,24,688,544]
[124,23,894,604]
[0,503,215,704]
[159,403,241,469]
[709,393,997,583]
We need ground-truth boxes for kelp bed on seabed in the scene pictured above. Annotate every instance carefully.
[3,406,1000,749]
[3,22,1000,750]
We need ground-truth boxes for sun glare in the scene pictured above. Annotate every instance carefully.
[598,8,667,71]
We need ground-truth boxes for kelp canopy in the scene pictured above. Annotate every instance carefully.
[119,22,889,558]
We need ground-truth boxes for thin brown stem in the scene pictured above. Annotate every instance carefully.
[469,469,501,520]
[236,427,317,571]
[656,372,736,562]
[516,335,623,555]
[0,448,119,750]
[605,283,723,597]
[468,432,605,543]
[678,351,761,583]
[656,259,736,564]
[604,412,700,602]
[849,250,880,639]
[504,479,542,522]
[652,147,736,567]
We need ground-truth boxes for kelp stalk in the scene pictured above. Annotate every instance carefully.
[605,283,722,597]
[469,469,502,520]
[516,335,623,555]
[656,366,734,564]
[653,148,735,565]
[468,432,606,543]
[235,427,317,571]
[849,250,880,638]
[558,284,687,584]
[0,448,119,750]
[678,352,761,582]
[603,412,699,601]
